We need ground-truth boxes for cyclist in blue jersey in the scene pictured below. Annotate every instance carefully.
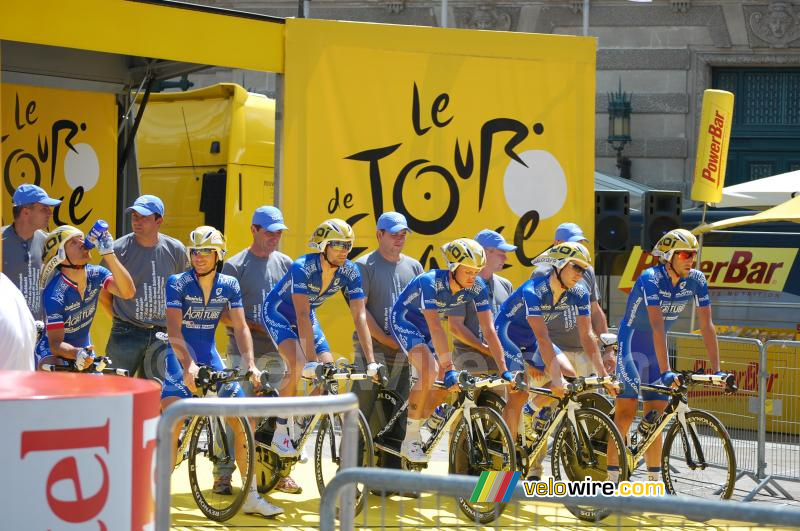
[261,218,380,457]
[495,242,614,445]
[606,228,721,483]
[161,225,281,518]
[390,238,513,463]
[36,225,135,368]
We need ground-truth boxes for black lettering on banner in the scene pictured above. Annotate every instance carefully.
[514,210,540,266]
[419,245,442,270]
[393,159,459,235]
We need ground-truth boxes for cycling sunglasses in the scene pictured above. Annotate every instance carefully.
[190,248,216,257]
[327,240,353,251]
[675,250,697,260]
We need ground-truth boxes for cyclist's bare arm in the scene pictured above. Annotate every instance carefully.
[362,297,399,349]
[45,327,82,359]
[646,305,670,373]
[423,309,452,370]
[99,288,113,318]
[448,314,489,355]
[578,315,607,376]
[291,293,315,362]
[697,306,721,372]
[102,253,135,299]
[476,309,508,372]
[350,298,376,364]
[527,314,569,391]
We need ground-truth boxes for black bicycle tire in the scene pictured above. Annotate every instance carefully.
[661,410,736,499]
[449,406,517,525]
[188,416,254,522]
[551,407,629,522]
[313,409,374,517]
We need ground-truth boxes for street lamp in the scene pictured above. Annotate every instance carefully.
[607,79,632,179]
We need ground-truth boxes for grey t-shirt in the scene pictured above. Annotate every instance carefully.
[2,225,46,319]
[353,251,424,354]
[223,248,292,356]
[103,233,188,327]
[448,274,513,351]
[530,264,600,349]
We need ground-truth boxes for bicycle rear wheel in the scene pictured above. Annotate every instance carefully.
[449,406,517,524]
[314,410,374,517]
[551,407,628,522]
[662,410,736,499]
[188,416,254,522]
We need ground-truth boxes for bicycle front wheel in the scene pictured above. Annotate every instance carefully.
[188,416,254,522]
[662,410,736,499]
[449,406,517,524]
[551,407,628,522]
[314,410,374,517]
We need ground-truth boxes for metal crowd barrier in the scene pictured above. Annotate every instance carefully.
[155,394,360,531]
[668,332,800,502]
[319,468,800,530]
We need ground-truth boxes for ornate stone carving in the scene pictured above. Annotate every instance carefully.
[747,1,800,48]
[670,1,691,14]
[454,6,514,31]
[384,1,404,14]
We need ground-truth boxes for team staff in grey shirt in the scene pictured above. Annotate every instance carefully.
[217,205,299,495]
[448,229,515,375]
[2,184,61,319]
[352,212,423,480]
[100,195,187,379]
[531,222,614,374]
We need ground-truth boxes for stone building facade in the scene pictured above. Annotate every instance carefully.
[186,1,800,194]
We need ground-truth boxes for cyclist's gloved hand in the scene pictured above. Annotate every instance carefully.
[443,369,460,389]
[366,362,383,377]
[94,357,107,372]
[97,231,115,256]
[658,370,679,388]
[75,348,95,371]
[501,370,515,382]
[302,361,320,380]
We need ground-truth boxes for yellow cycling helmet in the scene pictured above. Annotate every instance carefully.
[441,238,486,271]
[545,241,592,271]
[40,225,85,287]
[187,225,226,261]
[652,228,698,262]
[309,218,355,252]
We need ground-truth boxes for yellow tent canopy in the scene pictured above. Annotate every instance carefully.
[693,194,800,235]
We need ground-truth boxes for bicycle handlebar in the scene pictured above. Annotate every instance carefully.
[194,366,249,389]
[41,355,130,376]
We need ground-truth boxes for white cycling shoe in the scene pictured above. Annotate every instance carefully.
[241,493,283,517]
[400,439,429,463]
[271,433,297,458]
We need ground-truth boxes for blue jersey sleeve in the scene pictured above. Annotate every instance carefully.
[576,289,591,316]
[523,284,543,317]
[472,278,491,313]
[639,270,662,307]
[691,269,711,308]
[420,272,439,311]
[42,284,65,330]
[165,274,183,309]
[290,259,311,296]
[341,261,365,301]
[227,277,244,309]
[95,265,113,290]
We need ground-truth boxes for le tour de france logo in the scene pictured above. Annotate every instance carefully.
[326,82,570,270]
[2,86,107,226]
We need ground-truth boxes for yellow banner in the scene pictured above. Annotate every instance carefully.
[1,83,117,233]
[283,19,596,356]
[690,89,734,204]
[619,246,796,292]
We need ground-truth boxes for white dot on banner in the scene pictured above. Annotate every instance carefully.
[64,143,100,191]
[503,150,567,219]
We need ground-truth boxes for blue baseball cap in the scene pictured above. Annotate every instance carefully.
[127,195,165,217]
[376,211,411,234]
[252,205,288,232]
[475,229,517,252]
[554,222,588,243]
[12,184,61,207]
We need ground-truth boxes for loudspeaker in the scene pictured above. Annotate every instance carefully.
[595,190,630,251]
[642,190,682,250]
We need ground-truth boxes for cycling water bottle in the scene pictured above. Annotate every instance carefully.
[522,403,536,441]
[637,410,660,439]
[83,220,109,250]
[424,403,452,432]
[533,406,552,436]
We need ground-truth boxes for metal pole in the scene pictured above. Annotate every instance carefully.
[338,409,359,530]
[583,0,589,36]
[689,202,708,332]
[441,0,448,28]
[757,341,768,481]
[155,394,359,531]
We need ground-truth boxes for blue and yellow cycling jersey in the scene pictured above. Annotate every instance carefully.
[35,265,113,364]
[165,270,242,365]
[621,263,710,332]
